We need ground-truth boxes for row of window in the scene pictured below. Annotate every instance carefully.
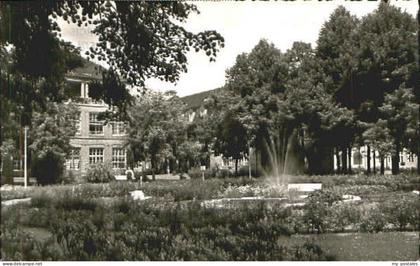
[66,147,126,170]
[89,113,126,135]
[352,151,416,165]
[72,113,126,136]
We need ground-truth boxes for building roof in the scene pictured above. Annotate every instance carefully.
[66,59,105,81]
[180,88,220,110]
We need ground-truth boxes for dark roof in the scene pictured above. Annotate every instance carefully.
[66,59,105,81]
[180,88,220,110]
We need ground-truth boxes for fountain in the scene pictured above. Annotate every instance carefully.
[261,134,292,189]
[202,133,323,209]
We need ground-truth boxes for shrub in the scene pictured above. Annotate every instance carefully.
[237,165,250,177]
[326,203,360,232]
[31,194,53,209]
[303,189,342,233]
[216,169,232,179]
[307,189,341,206]
[133,170,148,182]
[85,163,115,183]
[1,227,64,260]
[31,151,65,185]
[1,154,14,185]
[290,242,336,261]
[359,204,387,233]
[55,193,98,212]
[62,170,78,184]
[3,190,337,261]
[380,195,418,230]
[285,210,307,234]
[187,168,214,180]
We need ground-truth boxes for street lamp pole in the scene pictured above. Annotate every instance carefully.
[24,126,28,188]
[248,144,252,179]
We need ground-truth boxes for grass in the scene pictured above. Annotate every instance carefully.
[285,231,419,261]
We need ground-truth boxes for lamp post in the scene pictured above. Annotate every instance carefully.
[24,126,28,188]
[248,145,252,179]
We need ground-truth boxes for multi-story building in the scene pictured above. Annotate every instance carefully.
[334,146,418,173]
[64,61,127,179]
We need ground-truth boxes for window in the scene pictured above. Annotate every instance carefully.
[12,158,22,171]
[353,151,362,165]
[408,154,414,162]
[81,82,89,98]
[72,116,81,135]
[66,148,81,170]
[112,121,126,135]
[89,148,104,164]
[89,113,103,135]
[76,118,81,135]
[112,148,126,169]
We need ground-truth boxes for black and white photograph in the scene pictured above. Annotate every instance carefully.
[0,0,419,263]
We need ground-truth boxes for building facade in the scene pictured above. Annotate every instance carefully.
[65,63,127,178]
[333,145,418,173]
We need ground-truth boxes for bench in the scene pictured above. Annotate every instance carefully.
[287,183,322,192]
[115,175,128,181]
[13,177,37,185]
[115,170,136,181]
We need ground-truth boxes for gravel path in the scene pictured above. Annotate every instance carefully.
[1,198,31,207]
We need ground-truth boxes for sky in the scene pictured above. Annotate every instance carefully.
[60,0,417,97]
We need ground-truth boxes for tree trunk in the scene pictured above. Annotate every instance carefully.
[416,148,420,175]
[151,157,156,181]
[248,145,252,179]
[298,128,305,173]
[417,148,420,175]
[335,148,341,173]
[347,146,352,174]
[235,158,238,177]
[367,145,371,175]
[391,141,400,175]
[417,4,420,174]
[380,156,385,175]
[341,148,347,174]
[255,148,258,177]
[373,150,376,174]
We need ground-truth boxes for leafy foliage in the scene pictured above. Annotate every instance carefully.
[29,102,79,157]
[85,162,115,183]
[31,150,65,185]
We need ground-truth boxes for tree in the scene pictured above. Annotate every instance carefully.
[214,110,248,176]
[29,102,80,184]
[226,39,289,174]
[356,2,417,174]
[1,2,224,176]
[177,140,202,174]
[415,1,420,174]
[186,88,241,170]
[0,139,15,184]
[284,42,355,174]
[1,1,224,97]
[316,6,360,173]
[317,6,360,98]
[363,119,393,174]
[379,87,418,174]
[127,91,188,180]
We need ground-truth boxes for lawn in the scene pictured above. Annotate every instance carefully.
[285,232,419,261]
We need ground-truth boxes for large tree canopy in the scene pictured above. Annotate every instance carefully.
[1,1,224,89]
[127,91,188,179]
